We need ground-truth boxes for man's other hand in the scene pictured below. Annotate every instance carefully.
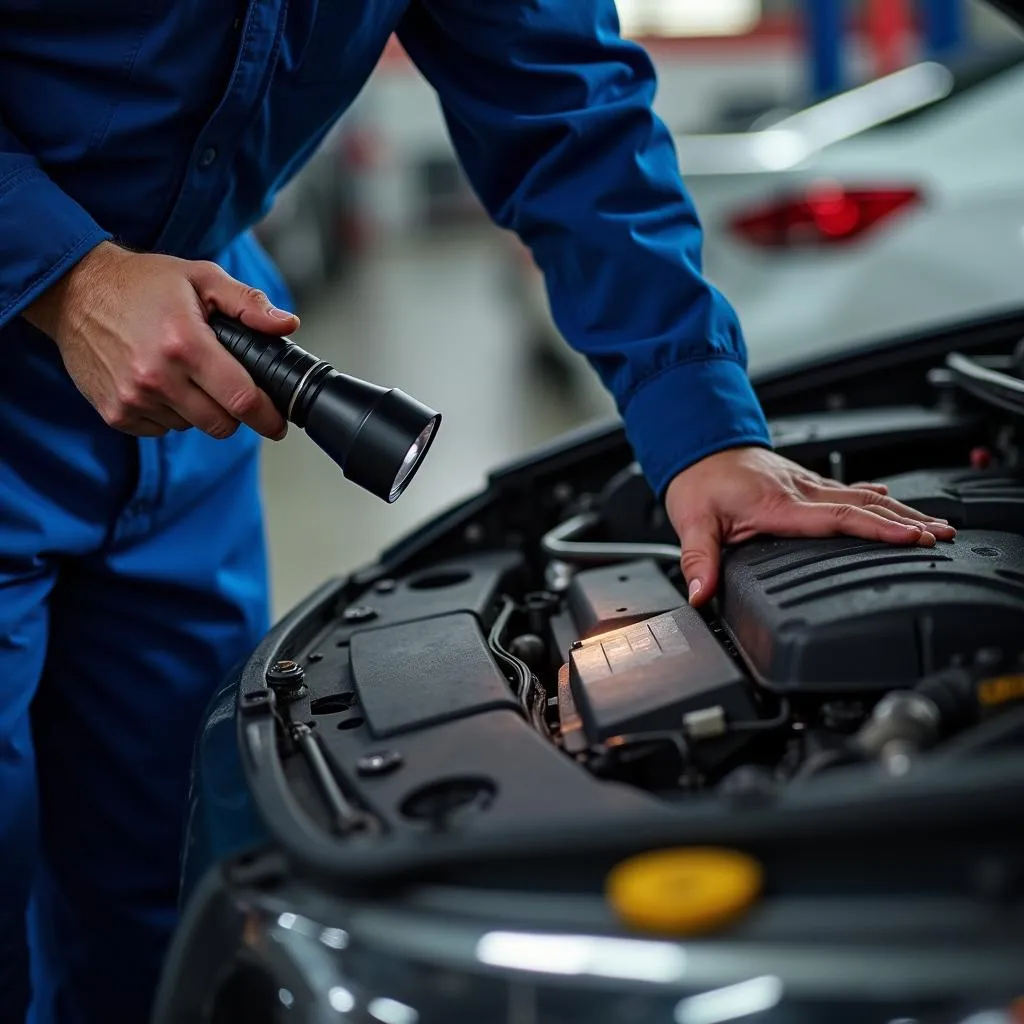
[23,241,299,440]
[666,447,957,607]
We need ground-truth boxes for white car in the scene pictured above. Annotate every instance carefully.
[513,45,1024,386]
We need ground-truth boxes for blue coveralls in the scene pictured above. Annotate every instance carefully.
[0,2,771,1021]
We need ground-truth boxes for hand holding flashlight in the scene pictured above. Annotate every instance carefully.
[25,242,440,500]
[24,242,294,440]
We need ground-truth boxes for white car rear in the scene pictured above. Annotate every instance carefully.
[510,47,1024,394]
[682,49,1024,376]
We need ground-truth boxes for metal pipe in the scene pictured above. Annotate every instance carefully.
[540,512,682,567]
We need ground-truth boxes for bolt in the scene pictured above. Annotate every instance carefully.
[552,482,574,503]
[464,523,485,545]
[544,560,574,593]
[356,750,403,777]
[307,652,324,663]
[266,659,306,701]
[343,605,378,624]
[374,579,396,594]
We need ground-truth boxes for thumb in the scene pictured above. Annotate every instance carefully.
[189,261,300,336]
[678,517,722,607]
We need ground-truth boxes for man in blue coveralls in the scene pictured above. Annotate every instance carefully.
[0,2,952,1021]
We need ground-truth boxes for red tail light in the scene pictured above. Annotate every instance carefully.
[728,184,922,249]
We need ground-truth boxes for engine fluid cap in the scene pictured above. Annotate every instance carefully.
[606,847,762,935]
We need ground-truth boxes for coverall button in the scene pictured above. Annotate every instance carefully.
[199,147,218,169]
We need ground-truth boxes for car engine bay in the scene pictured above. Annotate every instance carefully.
[231,331,1024,881]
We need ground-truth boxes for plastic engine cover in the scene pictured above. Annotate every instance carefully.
[882,469,1024,531]
[719,530,1024,692]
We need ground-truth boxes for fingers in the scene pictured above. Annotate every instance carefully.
[149,405,192,432]
[769,502,933,546]
[805,483,956,539]
[862,504,938,543]
[166,383,245,440]
[110,326,286,440]
[806,475,889,496]
[187,346,287,440]
[182,263,292,439]
[188,261,300,336]
[677,517,723,607]
[105,414,170,437]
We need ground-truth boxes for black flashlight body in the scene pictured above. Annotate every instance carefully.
[209,314,440,502]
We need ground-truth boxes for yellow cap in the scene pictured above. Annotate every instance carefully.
[606,847,763,935]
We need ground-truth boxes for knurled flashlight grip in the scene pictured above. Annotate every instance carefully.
[209,313,331,427]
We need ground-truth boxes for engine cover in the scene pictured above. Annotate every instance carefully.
[720,530,1024,692]
[882,468,1024,531]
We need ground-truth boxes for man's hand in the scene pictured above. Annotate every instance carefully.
[666,447,957,607]
[23,241,299,440]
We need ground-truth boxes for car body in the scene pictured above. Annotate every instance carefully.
[154,305,1024,1023]
[512,40,1024,382]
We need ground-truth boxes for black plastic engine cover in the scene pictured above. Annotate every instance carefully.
[720,530,1024,692]
[567,559,684,639]
[350,613,520,739]
[883,469,1024,531]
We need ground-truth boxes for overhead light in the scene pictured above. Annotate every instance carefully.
[616,0,760,38]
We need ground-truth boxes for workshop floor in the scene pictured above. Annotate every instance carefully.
[260,228,614,618]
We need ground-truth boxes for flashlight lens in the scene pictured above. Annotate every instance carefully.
[389,420,437,502]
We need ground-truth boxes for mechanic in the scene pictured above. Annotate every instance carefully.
[0,3,955,1022]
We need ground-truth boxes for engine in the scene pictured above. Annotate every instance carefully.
[238,345,1024,849]
[542,464,1024,794]
[166,344,1024,1024]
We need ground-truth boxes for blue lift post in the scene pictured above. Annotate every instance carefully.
[805,0,845,100]
[922,0,966,60]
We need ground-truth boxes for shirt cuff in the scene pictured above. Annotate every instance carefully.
[0,167,111,328]
[621,355,772,501]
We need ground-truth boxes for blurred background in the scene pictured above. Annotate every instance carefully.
[258,0,1024,617]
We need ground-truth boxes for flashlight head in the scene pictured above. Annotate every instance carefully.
[209,314,440,503]
[303,376,441,503]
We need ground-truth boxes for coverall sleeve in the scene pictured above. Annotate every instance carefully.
[0,120,112,329]
[397,0,772,499]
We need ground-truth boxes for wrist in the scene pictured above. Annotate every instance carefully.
[23,240,129,341]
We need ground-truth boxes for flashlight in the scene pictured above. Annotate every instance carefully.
[210,314,440,503]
